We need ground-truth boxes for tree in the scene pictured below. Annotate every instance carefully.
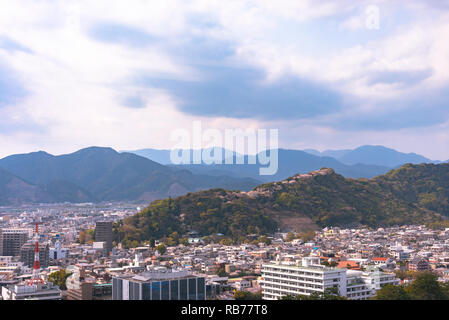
[155,244,166,255]
[47,270,72,290]
[286,232,295,242]
[233,290,262,300]
[281,287,345,300]
[405,272,447,300]
[257,236,271,245]
[78,229,94,244]
[374,284,411,300]
[300,230,316,242]
[220,238,234,246]
[217,267,228,277]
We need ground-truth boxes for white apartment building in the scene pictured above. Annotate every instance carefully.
[261,257,399,300]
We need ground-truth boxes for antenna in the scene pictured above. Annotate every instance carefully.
[27,221,44,285]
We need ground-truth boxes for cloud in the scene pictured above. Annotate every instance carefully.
[0,35,33,53]
[139,65,344,120]
[87,22,158,47]
[0,63,28,108]
[0,0,448,159]
[365,69,433,86]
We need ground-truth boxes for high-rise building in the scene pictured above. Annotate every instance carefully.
[0,228,32,256]
[95,222,113,254]
[261,256,399,300]
[112,268,206,300]
[20,242,50,269]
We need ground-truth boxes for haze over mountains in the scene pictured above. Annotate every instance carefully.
[0,145,442,206]
[126,145,441,182]
[304,145,434,168]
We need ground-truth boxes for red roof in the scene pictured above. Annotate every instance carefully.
[372,257,388,261]
[337,261,360,270]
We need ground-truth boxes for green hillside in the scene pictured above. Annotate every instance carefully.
[114,163,449,247]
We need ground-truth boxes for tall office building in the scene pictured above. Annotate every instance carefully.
[112,268,206,300]
[20,241,50,269]
[0,228,32,256]
[261,256,399,300]
[95,222,113,254]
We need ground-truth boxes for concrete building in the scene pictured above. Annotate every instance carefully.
[1,228,32,256]
[49,241,69,260]
[261,256,399,300]
[1,282,61,300]
[66,266,93,300]
[112,268,206,300]
[20,242,50,269]
[95,222,113,255]
[261,257,347,300]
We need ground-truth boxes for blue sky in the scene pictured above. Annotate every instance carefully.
[0,0,449,159]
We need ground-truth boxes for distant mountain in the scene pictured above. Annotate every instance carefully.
[303,148,352,159]
[338,145,433,167]
[0,147,261,205]
[128,148,391,181]
[121,148,173,165]
[123,147,243,165]
[115,163,449,245]
[0,167,93,205]
[305,145,433,167]
[171,149,390,181]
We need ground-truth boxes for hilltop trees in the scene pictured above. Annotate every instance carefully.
[113,164,449,247]
[375,272,449,300]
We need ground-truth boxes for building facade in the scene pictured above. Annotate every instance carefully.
[112,269,206,300]
[1,282,61,300]
[20,242,50,269]
[261,257,399,300]
[95,222,113,255]
[1,228,32,256]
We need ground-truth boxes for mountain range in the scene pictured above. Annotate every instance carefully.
[0,145,443,206]
[0,147,260,206]
[126,145,441,182]
[304,145,435,167]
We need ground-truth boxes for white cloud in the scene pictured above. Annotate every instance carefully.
[0,0,449,159]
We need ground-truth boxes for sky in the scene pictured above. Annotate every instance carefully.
[1,0,449,159]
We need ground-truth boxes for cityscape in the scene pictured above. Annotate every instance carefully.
[1,0,449,313]
[1,201,449,300]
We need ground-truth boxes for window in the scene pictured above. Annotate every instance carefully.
[170,280,179,300]
[197,278,205,300]
[161,281,169,300]
[189,278,197,300]
[180,279,188,300]
[151,281,160,300]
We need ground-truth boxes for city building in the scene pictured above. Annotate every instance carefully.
[112,268,206,300]
[1,282,62,300]
[408,258,431,272]
[1,228,32,256]
[261,256,399,300]
[20,242,50,269]
[95,222,113,255]
[49,240,69,261]
[65,265,93,300]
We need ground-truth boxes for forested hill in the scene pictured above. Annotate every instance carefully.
[114,163,449,247]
